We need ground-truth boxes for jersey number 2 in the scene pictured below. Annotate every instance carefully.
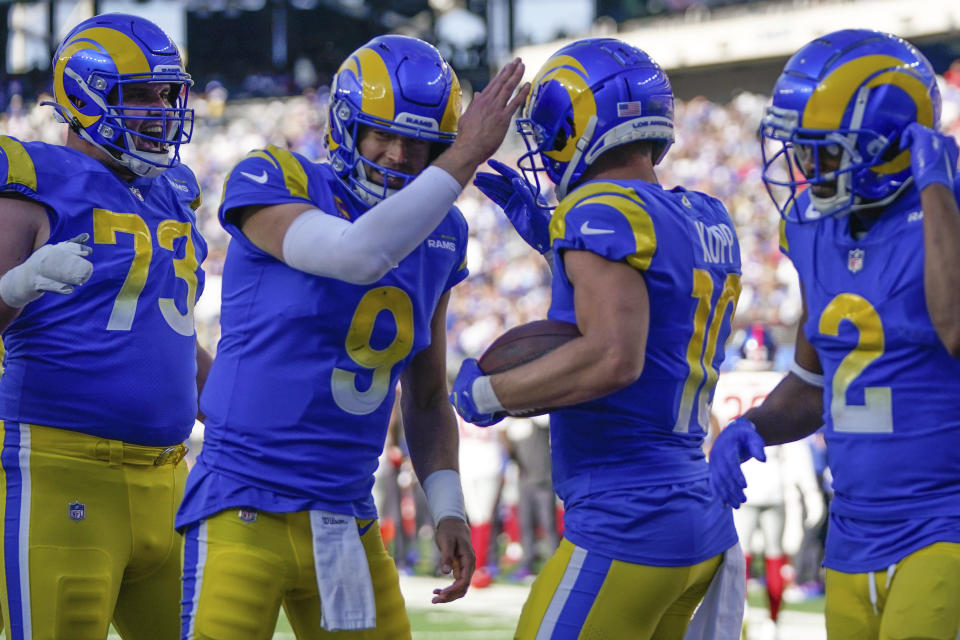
[819,293,892,433]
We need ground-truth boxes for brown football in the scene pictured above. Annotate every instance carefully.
[478,320,581,375]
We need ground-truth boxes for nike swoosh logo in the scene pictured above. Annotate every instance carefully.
[357,519,376,536]
[240,170,269,184]
[580,221,615,235]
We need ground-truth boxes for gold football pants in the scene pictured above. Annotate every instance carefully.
[181,509,410,639]
[0,421,187,640]
[825,542,960,640]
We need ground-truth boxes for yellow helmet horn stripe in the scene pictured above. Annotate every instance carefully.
[803,56,907,129]
[528,55,588,103]
[865,70,934,175]
[346,47,394,122]
[440,69,461,135]
[54,27,152,128]
[803,54,934,175]
[531,55,595,164]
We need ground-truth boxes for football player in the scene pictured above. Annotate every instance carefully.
[0,13,208,640]
[452,38,746,639]
[175,36,528,638]
[709,29,960,640]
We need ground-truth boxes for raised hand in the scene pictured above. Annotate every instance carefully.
[474,159,552,254]
[900,122,959,191]
[434,59,531,186]
[708,417,767,509]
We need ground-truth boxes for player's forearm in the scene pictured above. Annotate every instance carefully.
[402,403,460,480]
[280,167,462,284]
[432,143,490,188]
[491,335,643,413]
[742,372,824,445]
[921,183,960,357]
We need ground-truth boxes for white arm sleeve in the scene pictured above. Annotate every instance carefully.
[280,166,462,284]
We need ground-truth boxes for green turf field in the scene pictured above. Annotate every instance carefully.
[38,574,827,640]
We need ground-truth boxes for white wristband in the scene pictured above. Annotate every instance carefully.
[789,361,825,388]
[422,469,466,526]
[472,375,505,414]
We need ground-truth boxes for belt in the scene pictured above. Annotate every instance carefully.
[10,424,189,467]
[152,444,188,466]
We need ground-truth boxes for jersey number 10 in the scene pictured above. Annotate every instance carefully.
[674,269,741,433]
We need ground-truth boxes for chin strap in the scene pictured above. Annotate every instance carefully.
[556,115,597,201]
[351,159,397,206]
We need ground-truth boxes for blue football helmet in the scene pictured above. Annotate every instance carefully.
[45,13,194,178]
[760,29,941,222]
[517,38,674,203]
[325,35,461,204]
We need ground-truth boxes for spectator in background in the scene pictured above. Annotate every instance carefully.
[458,410,508,588]
[712,340,824,637]
[945,60,960,88]
[505,415,559,581]
[372,390,418,575]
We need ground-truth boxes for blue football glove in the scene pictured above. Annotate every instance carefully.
[900,122,959,192]
[449,358,504,427]
[709,417,767,509]
[473,159,552,254]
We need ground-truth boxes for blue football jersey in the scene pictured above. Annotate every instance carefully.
[176,147,468,530]
[0,136,206,445]
[546,179,741,565]
[781,180,960,572]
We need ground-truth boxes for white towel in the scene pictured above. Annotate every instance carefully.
[683,544,746,640]
[309,510,377,631]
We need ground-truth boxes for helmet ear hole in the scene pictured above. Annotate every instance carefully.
[553,118,573,152]
[879,136,901,163]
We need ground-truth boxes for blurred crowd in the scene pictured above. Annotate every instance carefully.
[5,74,960,364]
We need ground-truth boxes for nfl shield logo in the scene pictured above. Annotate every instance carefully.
[68,501,85,521]
[238,508,258,523]
[847,248,865,273]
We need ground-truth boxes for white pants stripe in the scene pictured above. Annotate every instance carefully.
[535,545,587,640]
